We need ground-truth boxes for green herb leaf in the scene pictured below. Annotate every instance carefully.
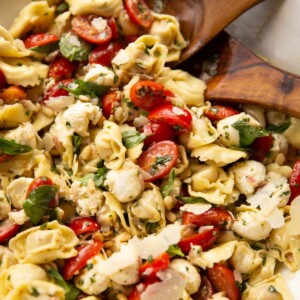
[0,137,32,155]
[176,195,208,204]
[72,134,81,154]
[47,269,80,300]
[161,169,175,198]
[166,244,185,257]
[232,120,269,147]
[267,118,291,133]
[122,130,146,149]
[56,2,69,14]
[64,79,110,98]
[30,42,59,54]
[23,185,58,225]
[150,155,172,175]
[77,167,108,188]
[59,32,92,62]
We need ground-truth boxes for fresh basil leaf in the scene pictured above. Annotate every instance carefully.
[47,269,80,300]
[77,167,108,188]
[30,41,59,54]
[232,120,269,147]
[166,244,185,257]
[64,79,110,98]
[59,32,92,62]
[122,130,146,149]
[23,185,58,225]
[161,169,175,198]
[176,195,208,204]
[72,134,81,154]
[0,137,32,155]
[267,118,291,133]
[56,2,69,14]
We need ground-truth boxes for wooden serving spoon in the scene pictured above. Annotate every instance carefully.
[147,0,264,65]
[200,33,300,118]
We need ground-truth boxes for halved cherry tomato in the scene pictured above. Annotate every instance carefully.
[121,35,139,48]
[204,105,239,121]
[63,240,103,280]
[250,134,273,162]
[89,42,122,66]
[178,227,220,254]
[0,69,7,89]
[69,217,100,236]
[143,121,175,148]
[139,252,170,280]
[148,105,193,134]
[44,78,73,100]
[125,0,153,27]
[137,140,178,182]
[102,90,121,118]
[0,219,20,243]
[191,275,214,300]
[207,264,240,300]
[289,159,300,203]
[107,17,119,40]
[0,85,27,103]
[23,33,59,49]
[48,56,78,80]
[72,15,112,44]
[0,154,13,163]
[182,208,234,229]
[130,81,173,111]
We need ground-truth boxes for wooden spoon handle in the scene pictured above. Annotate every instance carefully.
[205,33,300,118]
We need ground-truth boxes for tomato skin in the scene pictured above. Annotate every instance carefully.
[1,85,27,103]
[148,105,193,134]
[204,105,239,121]
[130,81,173,111]
[69,217,100,236]
[139,252,170,280]
[48,56,77,80]
[125,0,153,27]
[0,69,7,89]
[178,227,220,254]
[121,35,139,48]
[191,275,214,300]
[0,154,13,163]
[250,134,273,162]
[207,264,240,300]
[89,42,122,66]
[102,91,121,119]
[63,240,103,280]
[72,15,112,45]
[0,219,20,244]
[137,140,178,182]
[107,17,119,40]
[289,159,300,203]
[44,78,73,100]
[182,208,234,229]
[143,121,175,148]
[23,33,59,49]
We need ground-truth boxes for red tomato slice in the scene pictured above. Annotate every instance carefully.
[0,69,7,89]
[102,90,121,118]
[0,219,20,243]
[148,105,193,134]
[204,105,239,121]
[69,217,100,235]
[137,140,178,182]
[207,264,240,300]
[289,159,300,203]
[182,208,234,229]
[125,0,153,27]
[48,56,78,80]
[139,252,170,280]
[143,121,175,148]
[107,17,119,40]
[250,134,273,162]
[89,42,122,66]
[0,154,13,163]
[130,81,173,111]
[178,227,220,254]
[63,240,103,280]
[72,15,112,45]
[44,78,73,100]
[23,33,59,49]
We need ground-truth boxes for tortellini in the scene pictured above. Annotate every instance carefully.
[84,64,118,87]
[0,246,17,273]
[0,190,11,220]
[9,221,79,264]
[284,117,300,149]
[149,13,187,62]
[0,103,31,128]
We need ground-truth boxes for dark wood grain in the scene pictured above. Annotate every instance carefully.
[204,33,300,118]
[147,0,264,65]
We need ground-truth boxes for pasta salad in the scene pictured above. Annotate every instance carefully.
[0,0,299,299]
